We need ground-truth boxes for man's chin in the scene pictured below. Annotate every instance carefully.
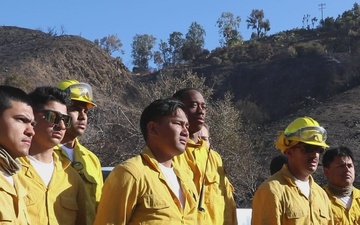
[307,166,317,173]
[76,129,85,136]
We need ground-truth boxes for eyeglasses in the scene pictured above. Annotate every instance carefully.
[295,144,325,154]
[200,136,211,142]
[285,126,327,143]
[37,110,72,128]
[66,83,93,102]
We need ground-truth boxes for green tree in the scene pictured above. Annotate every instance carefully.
[332,3,360,53]
[95,34,124,55]
[246,9,270,39]
[168,32,185,65]
[153,50,164,70]
[302,14,311,29]
[216,12,242,47]
[131,34,156,72]
[182,22,206,61]
[153,40,170,69]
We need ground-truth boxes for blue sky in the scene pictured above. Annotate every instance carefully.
[0,1,357,68]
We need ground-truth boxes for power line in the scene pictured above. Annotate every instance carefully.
[319,3,326,21]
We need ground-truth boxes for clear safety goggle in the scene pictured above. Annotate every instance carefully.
[66,83,93,102]
[284,126,327,143]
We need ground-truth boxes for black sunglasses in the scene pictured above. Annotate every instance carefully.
[296,144,325,154]
[37,110,72,128]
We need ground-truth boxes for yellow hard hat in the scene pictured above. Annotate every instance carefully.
[275,116,329,153]
[57,79,96,109]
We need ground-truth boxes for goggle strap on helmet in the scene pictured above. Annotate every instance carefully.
[66,83,94,101]
[284,126,327,143]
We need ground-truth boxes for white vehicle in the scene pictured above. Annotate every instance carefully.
[236,208,252,225]
[101,166,114,181]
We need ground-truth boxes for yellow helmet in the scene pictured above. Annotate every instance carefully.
[275,116,329,153]
[57,79,96,109]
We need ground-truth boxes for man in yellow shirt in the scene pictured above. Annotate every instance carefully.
[94,98,198,225]
[322,146,360,224]
[55,79,103,225]
[173,88,237,225]
[17,86,87,225]
[0,85,35,225]
[252,116,333,225]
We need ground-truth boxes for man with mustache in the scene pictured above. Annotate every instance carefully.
[0,85,35,225]
[322,146,360,224]
[173,88,237,225]
[251,116,334,225]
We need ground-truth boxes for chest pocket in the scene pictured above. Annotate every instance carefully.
[24,192,36,206]
[143,194,170,210]
[61,196,79,211]
[0,211,12,223]
[318,207,330,220]
[204,173,225,205]
[285,207,306,219]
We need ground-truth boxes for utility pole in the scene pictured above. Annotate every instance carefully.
[319,3,326,21]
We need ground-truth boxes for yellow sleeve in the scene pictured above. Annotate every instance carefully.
[251,187,281,225]
[93,165,138,225]
[94,155,104,208]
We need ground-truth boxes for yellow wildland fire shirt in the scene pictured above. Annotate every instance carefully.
[94,147,198,225]
[324,185,360,225]
[251,165,334,225]
[54,138,103,225]
[173,139,237,225]
[0,173,31,225]
[17,153,88,225]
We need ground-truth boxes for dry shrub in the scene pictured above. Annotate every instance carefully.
[3,74,30,91]
[207,92,266,207]
[247,41,274,61]
[294,42,326,56]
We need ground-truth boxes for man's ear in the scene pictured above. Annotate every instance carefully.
[284,148,293,158]
[147,121,157,136]
[323,167,330,179]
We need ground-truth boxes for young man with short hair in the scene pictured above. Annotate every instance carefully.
[0,85,35,225]
[17,86,87,225]
[55,79,103,225]
[322,146,360,224]
[94,98,197,225]
[173,88,237,225]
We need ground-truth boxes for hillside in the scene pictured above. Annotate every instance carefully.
[1,25,360,206]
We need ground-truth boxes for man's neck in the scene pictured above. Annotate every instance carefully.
[29,148,54,163]
[61,135,76,148]
[287,164,310,181]
[189,132,200,143]
[328,182,353,197]
[147,144,174,168]
[159,160,172,168]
